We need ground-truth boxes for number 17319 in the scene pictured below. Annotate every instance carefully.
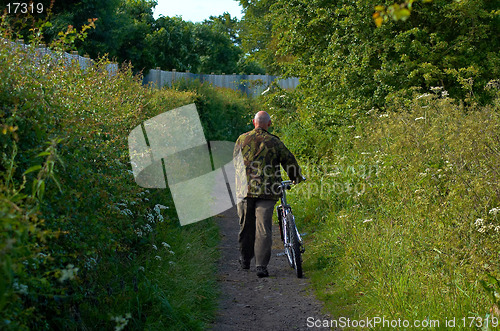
[6,2,44,14]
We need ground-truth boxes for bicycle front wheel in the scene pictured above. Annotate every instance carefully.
[286,213,303,278]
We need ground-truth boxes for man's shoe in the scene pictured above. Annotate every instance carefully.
[256,266,269,278]
[239,258,250,269]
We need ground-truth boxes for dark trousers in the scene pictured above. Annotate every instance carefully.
[237,198,276,267]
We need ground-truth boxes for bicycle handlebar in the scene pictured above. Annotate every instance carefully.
[281,177,306,190]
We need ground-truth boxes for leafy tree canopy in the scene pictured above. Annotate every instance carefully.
[2,0,258,74]
[265,0,499,122]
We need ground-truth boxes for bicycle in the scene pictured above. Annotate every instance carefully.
[276,179,305,278]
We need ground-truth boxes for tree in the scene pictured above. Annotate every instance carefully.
[269,0,499,117]
[195,14,242,74]
[115,0,157,71]
[204,12,241,45]
[238,0,278,74]
[147,16,200,71]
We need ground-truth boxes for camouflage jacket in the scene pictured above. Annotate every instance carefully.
[233,127,303,200]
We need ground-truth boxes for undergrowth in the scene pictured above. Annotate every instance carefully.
[267,85,500,329]
[0,31,255,329]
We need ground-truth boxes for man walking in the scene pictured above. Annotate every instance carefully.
[233,111,304,277]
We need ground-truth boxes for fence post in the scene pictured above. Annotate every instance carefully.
[172,69,176,85]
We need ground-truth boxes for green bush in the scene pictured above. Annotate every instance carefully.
[172,78,256,142]
[0,35,229,330]
[272,87,500,326]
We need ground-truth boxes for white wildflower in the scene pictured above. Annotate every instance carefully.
[488,207,500,216]
[143,224,153,233]
[84,257,97,270]
[12,282,28,295]
[155,204,169,210]
[495,226,500,232]
[120,209,133,217]
[416,93,432,99]
[152,244,157,250]
[59,264,79,282]
[441,90,449,97]
[138,266,145,272]
[111,314,131,331]
[162,242,171,249]
[414,117,425,121]
[363,219,373,223]
[474,218,484,227]
[379,113,389,118]
[157,214,164,223]
[354,136,361,139]
[430,86,443,92]
[135,229,143,237]
[155,255,162,261]
[478,226,486,233]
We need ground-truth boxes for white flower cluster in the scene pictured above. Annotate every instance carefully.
[59,264,79,282]
[111,313,132,331]
[84,257,97,271]
[120,208,133,217]
[154,204,168,223]
[430,86,449,98]
[474,216,500,234]
[12,281,28,295]
[489,207,500,216]
[135,204,170,238]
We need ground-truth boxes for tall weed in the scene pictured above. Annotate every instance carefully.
[0,35,225,330]
[271,87,500,327]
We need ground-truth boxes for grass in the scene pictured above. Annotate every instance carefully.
[0,34,255,329]
[272,89,500,329]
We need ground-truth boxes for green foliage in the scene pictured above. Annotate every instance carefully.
[266,0,499,128]
[0,29,236,329]
[373,0,433,27]
[147,16,200,72]
[238,0,278,74]
[172,79,257,141]
[277,89,500,324]
[4,1,252,74]
[195,16,243,74]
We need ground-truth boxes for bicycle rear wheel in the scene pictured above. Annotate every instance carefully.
[286,213,303,278]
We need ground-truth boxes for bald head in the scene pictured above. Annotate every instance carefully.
[253,111,272,130]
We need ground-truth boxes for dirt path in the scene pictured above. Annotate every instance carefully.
[209,206,331,331]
